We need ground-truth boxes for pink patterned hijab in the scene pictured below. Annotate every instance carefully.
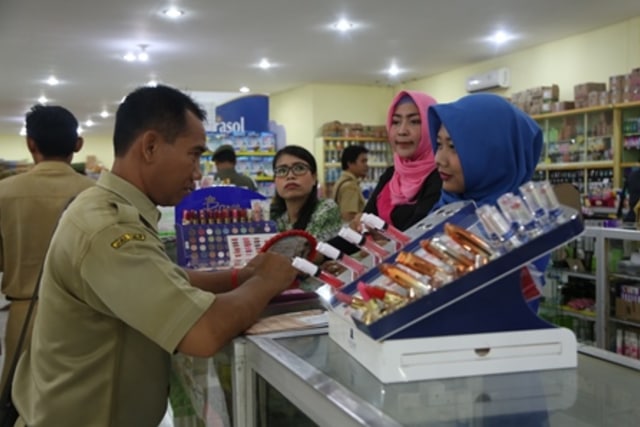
[386,90,438,206]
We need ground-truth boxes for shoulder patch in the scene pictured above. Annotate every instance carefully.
[111,232,146,249]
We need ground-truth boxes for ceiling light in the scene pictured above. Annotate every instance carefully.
[387,64,400,77]
[124,45,150,62]
[258,58,271,69]
[38,95,48,104]
[85,119,94,127]
[46,76,59,86]
[239,86,250,93]
[163,7,184,18]
[333,18,354,32]
[137,45,149,62]
[147,79,158,87]
[19,126,26,136]
[100,110,109,118]
[77,126,84,135]
[488,30,514,45]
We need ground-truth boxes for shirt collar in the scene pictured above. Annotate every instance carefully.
[30,161,76,174]
[96,170,161,230]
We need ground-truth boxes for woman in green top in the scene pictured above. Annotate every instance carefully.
[271,145,342,243]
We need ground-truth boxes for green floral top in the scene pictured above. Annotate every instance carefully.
[275,199,342,242]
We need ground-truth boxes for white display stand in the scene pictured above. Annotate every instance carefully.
[321,200,583,383]
[328,311,576,383]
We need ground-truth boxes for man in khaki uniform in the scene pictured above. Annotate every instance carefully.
[332,144,369,221]
[212,144,258,190]
[12,85,296,427]
[0,105,95,391]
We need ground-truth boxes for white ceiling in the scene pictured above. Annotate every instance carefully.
[1,0,639,136]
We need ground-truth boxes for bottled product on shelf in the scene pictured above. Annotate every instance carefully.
[203,131,276,197]
[321,137,392,198]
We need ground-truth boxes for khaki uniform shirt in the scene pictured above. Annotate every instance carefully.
[0,162,95,299]
[13,171,215,427]
[332,171,365,217]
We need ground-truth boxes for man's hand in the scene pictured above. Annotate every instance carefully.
[243,252,297,294]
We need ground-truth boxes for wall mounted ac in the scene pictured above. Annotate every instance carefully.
[466,67,511,92]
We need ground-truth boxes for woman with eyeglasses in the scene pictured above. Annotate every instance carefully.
[271,145,342,242]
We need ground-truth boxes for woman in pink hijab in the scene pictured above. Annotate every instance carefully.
[362,91,442,231]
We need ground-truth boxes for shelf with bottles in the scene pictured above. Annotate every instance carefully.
[602,228,640,361]
[319,136,392,196]
[201,131,277,195]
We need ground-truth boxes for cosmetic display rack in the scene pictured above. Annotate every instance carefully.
[174,186,276,269]
[317,199,584,383]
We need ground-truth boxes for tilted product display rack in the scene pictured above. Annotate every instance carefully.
[318,200,584,383]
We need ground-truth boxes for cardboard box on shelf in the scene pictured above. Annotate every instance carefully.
[551,101,575,112]
[615,284,640,322]
[574,82,607,99]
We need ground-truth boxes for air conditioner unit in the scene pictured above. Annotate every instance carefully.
[466,67,511,92]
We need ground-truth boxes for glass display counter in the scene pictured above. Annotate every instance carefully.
[173,329,640,427]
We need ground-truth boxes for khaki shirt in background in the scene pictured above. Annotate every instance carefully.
[12,171,215,427]
[332,170,365,218]
[0,161,95,299]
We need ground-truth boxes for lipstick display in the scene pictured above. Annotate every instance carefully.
[338,227,391,263]
[379,263,432,296]
[292,257,345,289]
[360,213,411,249]
[316,242,366,278]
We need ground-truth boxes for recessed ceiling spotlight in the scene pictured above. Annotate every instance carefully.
[488,30,514,45]
[387,64,400,77]
[123,45,150,62]
[137,45,149,62]
[77,126,84,135]
[147,79,158,87]
[19,125,26,136]
[100,110,109,118]
[46,76,59,86]
[333,18,355,32]
[37,95,48,104]
[258,58,271,69]
[163,7,184,18]
[85,119,94,127]
[239,86,250,93]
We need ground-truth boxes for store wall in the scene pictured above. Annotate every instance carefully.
[400,16,640,103]
[270,83,393,151]
[0,133,114,167]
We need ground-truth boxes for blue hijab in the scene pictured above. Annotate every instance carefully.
[428,94,543,208]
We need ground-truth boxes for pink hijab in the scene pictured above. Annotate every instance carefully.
[386,90,438,205]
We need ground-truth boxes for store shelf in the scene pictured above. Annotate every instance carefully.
[609,317,640,328]
[548,267,596,281]
[537,161,613,171]
[532,104,613,120]
[236,151,276,157]
[559,306,597,322]
[321,136,387,142]
[611,273,640,282]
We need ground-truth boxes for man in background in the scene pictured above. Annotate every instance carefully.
[212,144,257,191]
[0,105,95,390]
[333,145,369,221]
[12,85,295,427]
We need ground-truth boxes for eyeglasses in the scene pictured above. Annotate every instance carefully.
[274,163,311,178]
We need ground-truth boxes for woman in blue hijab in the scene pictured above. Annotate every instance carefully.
[427,93,546,312]
[428,93,543,208]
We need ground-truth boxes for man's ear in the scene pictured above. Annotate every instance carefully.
[26,137,38,154]
[74,137,84,153]
[140,130,161,162]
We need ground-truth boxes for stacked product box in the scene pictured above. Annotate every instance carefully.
[511,85,559,114]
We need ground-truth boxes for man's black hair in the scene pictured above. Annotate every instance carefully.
[113,85,207,157]
[341,145,369,170]
[25,105,79,158]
